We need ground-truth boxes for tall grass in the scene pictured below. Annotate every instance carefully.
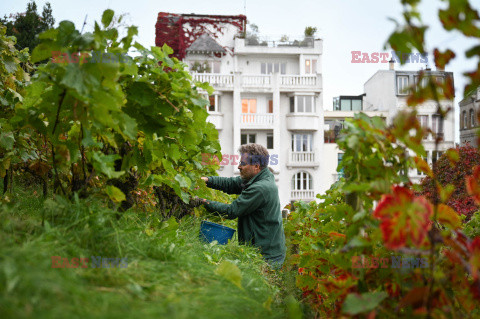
[0,180,303,318]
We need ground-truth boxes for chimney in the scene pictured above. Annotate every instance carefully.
[389,59,394,70]
[437,65,445,71]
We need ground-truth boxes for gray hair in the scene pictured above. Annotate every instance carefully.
[238,143,270,169]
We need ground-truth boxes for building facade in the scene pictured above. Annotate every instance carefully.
[459,87,479,147]
[155,13,456,207]
[156,13,324,208]
[363,65,456,183]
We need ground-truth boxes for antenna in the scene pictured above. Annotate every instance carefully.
[80,14,88,34]
[244,0,247,16]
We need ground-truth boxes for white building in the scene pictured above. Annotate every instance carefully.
[155,13,455,207]
[363,63,456,183]
[156,13,324,208]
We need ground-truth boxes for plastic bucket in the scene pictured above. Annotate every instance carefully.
[199,221,236,245]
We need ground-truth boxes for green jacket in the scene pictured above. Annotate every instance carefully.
[204,167,286,259]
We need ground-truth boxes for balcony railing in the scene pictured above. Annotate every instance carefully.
[291,151,315,163]
[287,150,319,166]
[191,73,319,90]
[291,190,315,200]
[280,75,317,87]
[192,73,234,88]
[242,75,271,87]
[241,113,274,125]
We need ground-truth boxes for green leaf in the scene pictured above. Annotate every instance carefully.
[342,292,388,315]
[105,185,126,203]
[102,9,115,28]
[60,64,88,95]
[0,132,15,150]
[3,56,17,74]
[89,152,124,179]
[215,261,243,289]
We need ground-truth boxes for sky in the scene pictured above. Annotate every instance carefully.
[2,0,478,142]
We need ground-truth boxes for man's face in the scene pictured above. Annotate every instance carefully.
[238,153,260,181]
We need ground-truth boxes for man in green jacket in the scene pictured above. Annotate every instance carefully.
[194,144,286,269]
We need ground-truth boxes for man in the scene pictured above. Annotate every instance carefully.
[193,143,286,269]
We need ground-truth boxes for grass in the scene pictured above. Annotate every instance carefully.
[0,179,304,319]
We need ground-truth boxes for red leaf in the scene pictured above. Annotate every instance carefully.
[466,166,480,205]
[373,186,433,249]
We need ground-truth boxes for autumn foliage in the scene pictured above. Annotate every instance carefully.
[418,144,480,219]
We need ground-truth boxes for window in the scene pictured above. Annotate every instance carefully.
[414,75,429,91]
[397,75,409,95]
[417,115,428,139]
[338,98,363,111]
[305,59,317,74]
[470,109,476,128]
[463,110,467,129]
[432,115,444,139]
[292,134,313,152]
[268,100,273,113]
[436,76,444,94]
[267,133,274,149]
[190,60,221,73]
[290,95,315,113]
[241,99,257,123]
[432,151,443,165]
[207,95,220,112]
[261,62,286,74]
[241,133,256,145]
[291,172,313,191]
[337,153,344,178]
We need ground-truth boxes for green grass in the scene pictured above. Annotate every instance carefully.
[0,181,303,319]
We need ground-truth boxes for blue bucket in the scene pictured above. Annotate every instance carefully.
[199,221,236,245]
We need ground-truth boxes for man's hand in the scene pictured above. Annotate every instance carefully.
[201,177,208,183]
[189,196,207,207]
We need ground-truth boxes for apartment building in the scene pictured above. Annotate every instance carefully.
[324,95,387,185]
[363,63,456,183]
[459,87,479,147]
[155,13,323,208]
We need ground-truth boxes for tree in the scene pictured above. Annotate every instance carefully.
[418,144,480,220]
[0,1,55,51]
[304,26,317,37]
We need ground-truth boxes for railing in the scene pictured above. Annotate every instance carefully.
[291,190,315,200]
[242,75,271,87]
[290,151,315,163]
[280,75,317,87]
[192,73,234,88]
[241,113,274,125]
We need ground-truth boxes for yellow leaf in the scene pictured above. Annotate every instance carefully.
[215,261,243,289]
[145,228,154,237]
[414,156,433,177]
[105,185,126,203]
[437,204,461,229]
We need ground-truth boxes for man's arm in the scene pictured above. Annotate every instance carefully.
[204,176,244,195]
[203,185,265,219]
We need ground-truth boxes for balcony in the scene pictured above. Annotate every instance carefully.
[287,150,319,168]
[280,75,318,88]
[206,112,223,130]
[286,114,319,131]
[291,190,315,201]
[324,130,341,143]
[191,73,233,89]
[242,75,271,88]
[240,113,274,127]
[192,73,320,91]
